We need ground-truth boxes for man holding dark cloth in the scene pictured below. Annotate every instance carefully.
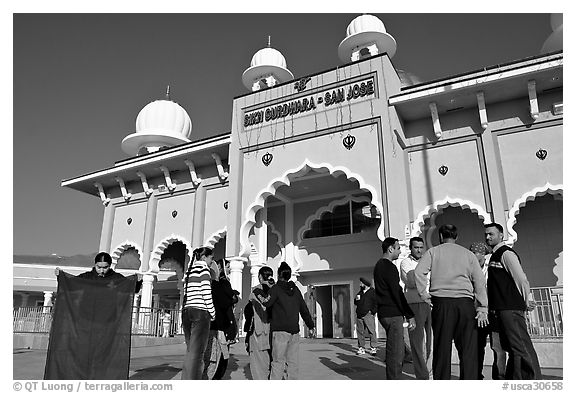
[415,224,488,380]
[373,237,416,380]
[354,277,377,355]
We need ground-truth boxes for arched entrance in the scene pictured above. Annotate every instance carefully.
[156,240,189,309]
[511,193,563,287]
[241,163,383,338]
[421,206,487,249]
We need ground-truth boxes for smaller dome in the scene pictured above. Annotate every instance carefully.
[338,14,397,62]
[250,47,288,69]
[540,14,563,54]
[135,100,192,139]
[121,99,192,156]
[346,14,388,37]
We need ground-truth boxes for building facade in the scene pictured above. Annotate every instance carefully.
[15,14,563,340]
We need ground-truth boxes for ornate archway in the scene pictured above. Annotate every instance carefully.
[149,234,193,274]
[110,240,143,270]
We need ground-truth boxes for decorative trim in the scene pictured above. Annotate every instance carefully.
[184,159,202,187]
[411,196,491,238]
[429,102,442,138]
[528,79,539,120]
[506,183,563,245]
[136,171,153,197]
[159,166,177,192]
[148,234,192,274]
[115,176,132,202]
[94,182,110,206]
[476,91,488,129]
[295,195,372,245]
[204,227,227,249]
[238,159,384,257]
[211,153,229,181]
[110,240,143,270]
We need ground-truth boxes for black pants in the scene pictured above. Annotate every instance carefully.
[181,307,211,380]
[494,310,542,380]
[431,297,478,380]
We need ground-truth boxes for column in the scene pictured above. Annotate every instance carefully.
[43,291,53,309]
[141,195,158,272]
[99,203,116,253]
[191,183,207,248]
[139,274,155,334]
[284,202,297,279]
[132,293,140,332]
[225,114,245,258]
[227,256,247,298]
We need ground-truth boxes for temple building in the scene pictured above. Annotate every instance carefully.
[14,14,562,346]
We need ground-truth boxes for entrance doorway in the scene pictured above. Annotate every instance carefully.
[309,284,352,338]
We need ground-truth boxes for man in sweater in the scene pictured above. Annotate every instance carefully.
[373,237,416,380]
[485,223,541,380]
[354,277,377,355]
[414,224,488,380]
[258,262,315,380]
[400,236,432,379]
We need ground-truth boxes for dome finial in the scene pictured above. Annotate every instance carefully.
[267,35,271,47]
[165,85,171,101]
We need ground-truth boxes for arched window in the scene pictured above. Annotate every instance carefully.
[303,200,380,239]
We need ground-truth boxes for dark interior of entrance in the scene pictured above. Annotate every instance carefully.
[314,284,352,338]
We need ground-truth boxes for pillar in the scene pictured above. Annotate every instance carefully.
[43,291,53,308]
[228,257,247,298]
[99,203,115,253]
[141,195,158,273]
[191,183,207,248]
[140,274,154,309]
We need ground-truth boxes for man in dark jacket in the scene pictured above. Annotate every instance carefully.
[257,262,315,380]
[374,237,416,380]
[354,277,377,355]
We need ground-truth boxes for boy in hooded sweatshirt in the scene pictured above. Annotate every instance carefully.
[257,262,315,380]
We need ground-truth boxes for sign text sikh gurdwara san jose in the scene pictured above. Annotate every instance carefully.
[243,77,375,128]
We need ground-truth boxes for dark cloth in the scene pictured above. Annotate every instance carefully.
[431,297,478,380]
[210,279,236,332]
[261,280,314,334]
[488,246,526,311]
[354,287,377,317]
[78,267,142,293]
[377,315,405,380]
[181,307,211,380]
[488,312,509,380]
[44,271,136,380]
[494,310,542,380]
[373,258,414,319]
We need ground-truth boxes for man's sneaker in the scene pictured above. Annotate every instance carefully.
[369,347,377,355]
[356,347,366,355]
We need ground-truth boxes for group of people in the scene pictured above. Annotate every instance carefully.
[356,222,542,380]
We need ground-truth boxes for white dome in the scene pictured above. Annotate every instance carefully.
[338,14,397,62]
[346,14,388,37]
[121,99,192,156]
[135,100,192,139]
[540,14,563,54]
[250,47,288,69]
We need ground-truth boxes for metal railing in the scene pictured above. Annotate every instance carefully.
[13,306,183,337]
[14,286,563,339]
[526,286,563,338]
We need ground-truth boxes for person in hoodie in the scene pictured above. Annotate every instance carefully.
[257,262,315,380]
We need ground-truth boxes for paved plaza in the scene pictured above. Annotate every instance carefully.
[14,338,562,380]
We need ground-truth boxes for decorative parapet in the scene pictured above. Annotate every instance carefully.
[411,196,491,238]
[204,227,227,249]
[239,159,383,258]
[506,183,563,245]
[110,240,143,270]
[148,234,192,274]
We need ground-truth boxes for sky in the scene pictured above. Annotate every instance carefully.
[11,8,561,257]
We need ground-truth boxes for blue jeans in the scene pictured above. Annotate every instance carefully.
[378,315,405,380]
[356,312,377,348]
[270,331,300,380]
[181,307,211,380]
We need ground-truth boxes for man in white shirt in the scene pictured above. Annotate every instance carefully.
[400,237,432,379]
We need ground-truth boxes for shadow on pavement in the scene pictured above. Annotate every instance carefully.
[130,363,181,380]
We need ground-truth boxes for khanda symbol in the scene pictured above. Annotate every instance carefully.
[438,165,449,176]
[343,134,356,150]
[262,152,273,166]
[536,148,547,161]
[294,77,311,92]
